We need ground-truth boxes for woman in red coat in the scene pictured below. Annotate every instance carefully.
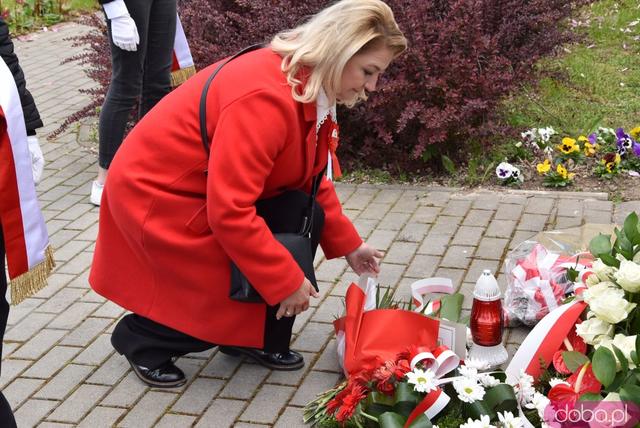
[89,0,407,387]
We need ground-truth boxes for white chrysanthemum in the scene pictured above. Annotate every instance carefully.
[406,368,438,393]
[526,391,551,421]
[464,357,489,371]
[479,374,501,387]
[459,364,479,380]
[460,415,495,428]
[511,370,536,405]
[497,411,524,428]
[548,378,570,388]
[454,378,486,403]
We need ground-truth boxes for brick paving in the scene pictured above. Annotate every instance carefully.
[4,21,640,427]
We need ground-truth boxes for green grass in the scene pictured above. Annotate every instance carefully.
[498,0,640,139]
[1,0,97,33]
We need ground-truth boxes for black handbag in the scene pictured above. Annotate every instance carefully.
[199,45,322,303]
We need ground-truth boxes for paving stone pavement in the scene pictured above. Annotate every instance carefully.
[5,21,640,428]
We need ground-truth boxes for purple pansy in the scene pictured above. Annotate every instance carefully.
[616,127,635,156]
[588,133,598,145]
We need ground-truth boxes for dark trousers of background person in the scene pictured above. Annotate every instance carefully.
[0,225,18,428]
[111,192,326,369]
[98,0,177,169]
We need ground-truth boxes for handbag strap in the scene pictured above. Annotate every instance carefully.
[198,44,325,237]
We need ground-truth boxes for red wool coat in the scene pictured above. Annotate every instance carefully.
[89,48,362,348]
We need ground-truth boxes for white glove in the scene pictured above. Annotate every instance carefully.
[27,136,44,185]
[103,0,139,52]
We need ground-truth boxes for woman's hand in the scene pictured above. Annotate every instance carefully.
[276,278,319,320]
[346,242,383,276]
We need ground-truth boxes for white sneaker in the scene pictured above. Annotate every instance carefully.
[90,180,104,206]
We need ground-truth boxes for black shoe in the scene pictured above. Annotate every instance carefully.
[219,346,304,371]
[124,357,187,388]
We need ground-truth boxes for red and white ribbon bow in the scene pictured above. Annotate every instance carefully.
[410,277,455,314]
[404,345,460,425]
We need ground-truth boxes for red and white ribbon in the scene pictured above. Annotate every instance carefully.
[172,14,194,72]
[405,346,460,426]
[505,299,586,381]
[410,277,454,314]
[0,58,49,281]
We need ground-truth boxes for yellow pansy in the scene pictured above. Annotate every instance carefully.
[615,153,621,165]
[630,127,640,140]
[583,142,598,156]
[558,137,580,154]
[536,159,551,175]
[556,163,574,180]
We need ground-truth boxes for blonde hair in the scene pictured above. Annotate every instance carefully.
[271,0,406,106]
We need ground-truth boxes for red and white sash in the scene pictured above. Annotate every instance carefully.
[0,57,53,304]
[170,14,196,87]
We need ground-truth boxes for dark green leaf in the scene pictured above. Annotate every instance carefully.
[620,385,640,406]
[589,234,612,258]
[593,347,617,388]
[606,371,629,393]
[563,351,590,373]
[379,412,407,428]
[484,384,518,414]
[441,155,456,175]
[578,392,602,401]
[599,253,620,268]
[624,213,640,244]
[439,294,463,322]
[406,414,433,428]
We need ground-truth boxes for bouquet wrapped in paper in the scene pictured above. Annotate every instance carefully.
[502,225,610,327]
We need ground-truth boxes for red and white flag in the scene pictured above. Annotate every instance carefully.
[0,58,53,304]
[170,14,196,87]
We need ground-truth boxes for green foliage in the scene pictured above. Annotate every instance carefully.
[494,0,640,163]
[592,346,617,388]
[562,350,590,372]
[2,0,96,33]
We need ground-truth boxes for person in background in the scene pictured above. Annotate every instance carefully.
[91,0,176,205]
[90,0,406,388]
[1,17,53,427]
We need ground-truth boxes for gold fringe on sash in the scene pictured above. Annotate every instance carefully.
[170,65,196,88]
[10,245,55,305]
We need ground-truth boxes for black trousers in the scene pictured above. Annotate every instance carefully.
[98,0,177,169]
[111,191,325,369]
[0,225,18,427]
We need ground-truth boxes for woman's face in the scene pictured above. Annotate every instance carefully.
[336,44,395,104]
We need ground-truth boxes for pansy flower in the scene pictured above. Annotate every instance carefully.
[583,141,597,156]
[536,159,551,175]
[496,162,513,179]
[630,126,640,140]
[557,137,580,154]
[556,163,574,180]
[602,152,621,173]
[616,127,635,156]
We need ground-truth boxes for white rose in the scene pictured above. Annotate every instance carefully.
[615,260,640,293]
[585,272,600,287]
[596,334,637,370]
[592,259,617,282]
[634,252,640,264]
[583,281,622,305]
[575,316,614,345]
[589,293,636,324]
